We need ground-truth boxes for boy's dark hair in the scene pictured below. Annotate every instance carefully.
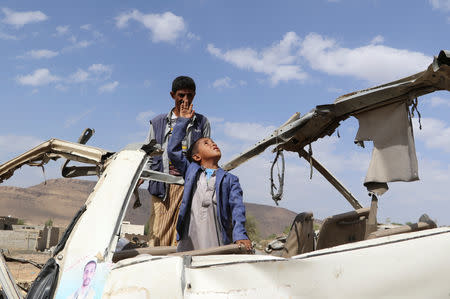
[172,76,196,93]
[186,137,202,163]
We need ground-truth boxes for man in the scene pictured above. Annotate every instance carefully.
[140,76,210,246]
[67,260,96,299]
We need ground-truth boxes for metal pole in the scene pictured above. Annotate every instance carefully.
[297,148,362,210]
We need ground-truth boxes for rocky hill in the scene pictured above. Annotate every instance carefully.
[0,178,302,238]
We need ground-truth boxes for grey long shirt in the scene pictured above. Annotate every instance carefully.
[177,171,222,252]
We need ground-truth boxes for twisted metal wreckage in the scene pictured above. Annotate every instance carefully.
[1,50,450,299]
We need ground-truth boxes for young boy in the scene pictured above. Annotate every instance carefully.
[167,101,252,252]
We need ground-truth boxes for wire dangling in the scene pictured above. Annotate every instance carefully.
[410,97,422,130]
[270,150,285,206]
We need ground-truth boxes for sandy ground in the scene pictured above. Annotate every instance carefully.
[4,251,51,294]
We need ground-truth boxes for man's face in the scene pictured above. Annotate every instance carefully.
[171,89,195,111]
[82,262,96,287]
[193,138,222,162]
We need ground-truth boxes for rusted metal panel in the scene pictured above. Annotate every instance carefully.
[222,50,450,171]
[0,138,110,183]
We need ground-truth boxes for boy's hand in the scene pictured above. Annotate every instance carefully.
[235,239,253,252]
[180,99,194,119]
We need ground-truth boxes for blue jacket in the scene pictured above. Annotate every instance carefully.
[147,112,209,198]
[167,117,249,244]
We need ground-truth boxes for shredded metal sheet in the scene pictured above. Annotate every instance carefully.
[0,138,111,183]
[222,50,450,171]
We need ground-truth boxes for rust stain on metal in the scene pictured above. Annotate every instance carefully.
[102,286,151,298]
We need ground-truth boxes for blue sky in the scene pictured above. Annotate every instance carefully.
[1,0,450,225]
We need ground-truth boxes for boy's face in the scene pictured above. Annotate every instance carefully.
[171,88,195,112]
[192,138,222,163]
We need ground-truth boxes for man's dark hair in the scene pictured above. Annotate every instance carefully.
[172,76,196,93]
[84,260,97,271]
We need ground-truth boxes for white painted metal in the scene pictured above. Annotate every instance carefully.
[53,150,147,294]
[183,228,450,298]
[103,255,184,298]
[0,252,22,299]
[94,227,450,298]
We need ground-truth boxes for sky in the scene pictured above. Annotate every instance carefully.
[1,0,450,226]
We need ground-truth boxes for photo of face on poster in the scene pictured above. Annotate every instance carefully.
[66,260,97,299]
[54,256,112,299]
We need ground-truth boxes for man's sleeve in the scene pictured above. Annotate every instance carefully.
[202,117,211,138]
[167,118,191,177]
[228,175,249,241]
[143,122,156,171]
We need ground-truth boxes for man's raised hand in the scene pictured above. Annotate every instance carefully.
[180,99,194,119]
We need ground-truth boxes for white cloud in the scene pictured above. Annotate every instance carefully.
[136,110,156,126]
[19,49,59,59]
[208,117,225,124]
[210,32,432,85]
[88,64,112,78]
[69,69,89,83]
[55,25,69,36]
[73,40,92,48]
[223,122,277,142]
[308,135,370,174]
[116,9,187,43]
[80,24,91,30]
[1,8,47,28]
[207,32,307,85]
[187,32,200,41]
[45,64,115,88]
[429,0,450,11]
[428,96,450,107]
[299,33,431,84]
[213,77,233,89]
[414,117,450,153]
[0,31,18,40]
[64,108,95,128]
[370,35,384,45]
[92,30,104,40]
[63,36,93,52]
[212,77,247,89]
[16,69,60,86]
[98,81,119,93]
[0,135,43,157]
[55,84,68,91]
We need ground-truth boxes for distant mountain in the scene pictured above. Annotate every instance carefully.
[0,178,302,238]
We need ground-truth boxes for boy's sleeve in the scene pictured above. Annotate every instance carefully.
[229,175,249,241]
[167,117,191,177]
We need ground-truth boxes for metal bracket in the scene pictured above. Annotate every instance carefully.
[61,128,99,178]
[140,169,185,185]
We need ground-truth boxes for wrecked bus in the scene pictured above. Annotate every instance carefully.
[0,50,449,298]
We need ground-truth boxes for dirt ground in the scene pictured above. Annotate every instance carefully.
[4,251,51,294]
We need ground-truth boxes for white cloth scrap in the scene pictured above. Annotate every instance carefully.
[354,101,419,193]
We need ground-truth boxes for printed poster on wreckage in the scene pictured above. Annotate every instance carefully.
[54,254,112,299]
